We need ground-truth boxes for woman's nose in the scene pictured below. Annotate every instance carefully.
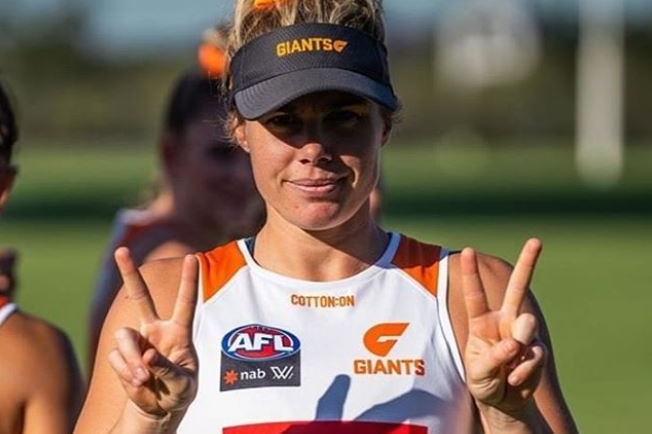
[297,123,333,164]
[298,139,333,164]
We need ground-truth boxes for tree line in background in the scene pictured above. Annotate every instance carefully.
[0,5,651,146]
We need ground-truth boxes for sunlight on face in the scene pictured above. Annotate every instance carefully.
[237,91,389,232]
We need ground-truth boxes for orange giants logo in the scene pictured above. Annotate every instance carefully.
[276,37,349,57]
[353,323,425,376]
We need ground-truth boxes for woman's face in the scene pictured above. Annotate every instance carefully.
[169,109,261,236]
[235,91,390,232]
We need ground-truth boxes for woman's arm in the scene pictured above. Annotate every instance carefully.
[10,316,83,434]
[448,239,578,434]
[75,251,198,434]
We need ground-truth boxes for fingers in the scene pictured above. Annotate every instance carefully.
[172,255,199,329]
[502,238,542,317]
[461,247,490,319]
[488,339,521,370]
[114,246,158,324]
[511,312,537,345]
[470,337,544,383]
[507,343,546,387]
[507,313,542,386]
[142,347,183,385]
[110,327,151,387]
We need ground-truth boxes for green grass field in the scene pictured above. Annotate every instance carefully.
[2,142,651,433]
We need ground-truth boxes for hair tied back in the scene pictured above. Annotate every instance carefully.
[254,0,289,10]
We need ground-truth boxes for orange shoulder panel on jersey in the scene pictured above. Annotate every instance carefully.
[196,241,247,302]
[391,235,442,297]
[0,295,9,309]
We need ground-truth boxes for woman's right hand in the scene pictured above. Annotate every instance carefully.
[110,247,199,419]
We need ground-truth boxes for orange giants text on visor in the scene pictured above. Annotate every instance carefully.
[277,38,349,57]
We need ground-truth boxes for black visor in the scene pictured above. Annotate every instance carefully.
[230,23,398,120]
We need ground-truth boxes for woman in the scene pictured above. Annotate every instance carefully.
[75,1,578,433]
[0,79,83,434]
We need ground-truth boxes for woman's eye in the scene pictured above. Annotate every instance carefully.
[265,114,300,129]
[328,110,362,125]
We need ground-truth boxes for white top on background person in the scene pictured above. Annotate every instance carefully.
[0,79,84,434]
[74,1,578,433]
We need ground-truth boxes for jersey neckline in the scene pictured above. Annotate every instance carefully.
[236,232,402,290]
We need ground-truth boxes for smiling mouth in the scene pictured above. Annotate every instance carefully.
[288,178,344,195]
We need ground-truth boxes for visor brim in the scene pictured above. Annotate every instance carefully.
[234,68,398,120]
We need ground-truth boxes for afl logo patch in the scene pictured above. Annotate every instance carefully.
[222,324,301,361]
[220,324,302,391]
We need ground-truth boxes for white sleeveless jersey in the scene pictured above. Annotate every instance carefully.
[181,232,475,433]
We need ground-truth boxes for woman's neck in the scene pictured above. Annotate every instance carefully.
[252,211,388,281]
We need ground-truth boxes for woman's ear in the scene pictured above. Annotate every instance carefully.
[234,123,249,153]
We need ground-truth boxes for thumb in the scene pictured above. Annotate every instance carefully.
[142,348,185,380]
[142,348,197,411]
[487,339,522,371]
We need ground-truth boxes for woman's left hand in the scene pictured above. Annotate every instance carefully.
[460,238,547,413]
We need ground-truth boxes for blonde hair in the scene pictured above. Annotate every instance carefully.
[224,0,392,135]
[229,0,385,56]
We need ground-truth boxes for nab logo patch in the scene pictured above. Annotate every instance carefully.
[220,324,301,391]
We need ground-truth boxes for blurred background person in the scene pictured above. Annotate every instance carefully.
[0,78,83,434]
[0,248,18,325]
[86,24,263,373]
[0,248,17,298]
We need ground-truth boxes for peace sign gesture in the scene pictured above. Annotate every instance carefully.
[108,247,199,419]
[461,238,546,414]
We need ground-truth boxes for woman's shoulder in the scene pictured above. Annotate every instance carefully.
[392,233,515,290]
[139,256,187,298]
[0,312,77,372]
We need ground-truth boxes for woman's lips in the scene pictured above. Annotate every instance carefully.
[287,177,344,196]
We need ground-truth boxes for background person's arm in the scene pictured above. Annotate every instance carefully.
[18,316,84,434]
